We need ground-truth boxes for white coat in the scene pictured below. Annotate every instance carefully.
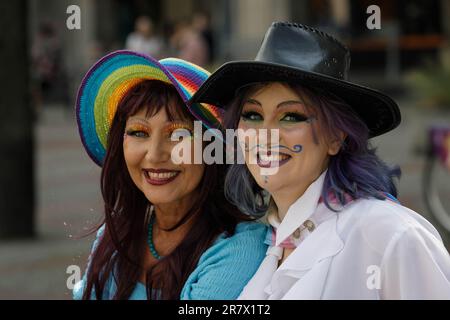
[239,172,450,300]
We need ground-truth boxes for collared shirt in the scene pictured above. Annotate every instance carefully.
[265,172,334,249]
[239,172,450,300]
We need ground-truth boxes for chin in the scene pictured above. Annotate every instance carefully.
[254,174,283,192]
[142,189,178,205]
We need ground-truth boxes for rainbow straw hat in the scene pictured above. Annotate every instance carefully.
[76,50,223,166]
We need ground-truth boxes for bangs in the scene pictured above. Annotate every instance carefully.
[119,80,195,123]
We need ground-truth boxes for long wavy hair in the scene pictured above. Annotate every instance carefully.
[224,82,401,216]
[82,80,251,300]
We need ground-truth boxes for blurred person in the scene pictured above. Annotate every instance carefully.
[73,50,267,300]
[190,23,450,299]
[125,16,163,58]
[31,22,63,115]
[192,12,215,64]
[170,19,208,67]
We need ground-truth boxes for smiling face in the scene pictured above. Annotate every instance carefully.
[123,106,205,206]
[237,82,341,200]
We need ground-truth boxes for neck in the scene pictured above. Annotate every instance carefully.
[271,170,326,221]
[153,199,195,231]
[271,187,307,221]
[151,199,198,256]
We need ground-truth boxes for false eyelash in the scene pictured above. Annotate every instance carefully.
[241,111,263,121]
[165,123,194,134]
[125,130,149,139]
[125,124,149,135]
[281,112,310,122]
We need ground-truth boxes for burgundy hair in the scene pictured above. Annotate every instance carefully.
[82,80,251,300]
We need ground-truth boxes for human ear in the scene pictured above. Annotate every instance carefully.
[327,131,347,156]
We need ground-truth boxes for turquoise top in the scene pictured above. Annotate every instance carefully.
[73,221,268,300]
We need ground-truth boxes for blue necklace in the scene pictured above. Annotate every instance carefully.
[147,214,162,260]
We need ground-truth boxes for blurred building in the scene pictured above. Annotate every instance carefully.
[2,1,445,298]
[29,0,450,105]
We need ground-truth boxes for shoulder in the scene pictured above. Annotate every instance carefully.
[90,224,106,253]
[180,221,268,299]
[211,221,268,253]
[194,221,269,278]
[231,221,269,239]
[205,221,268,259]
[96,224,105,238]
[72,224,108,300]
[336,198,444,255]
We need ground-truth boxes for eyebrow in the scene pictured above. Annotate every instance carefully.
[126,118,160,129]
[244,98,305,109]
[126,118,149,125]
[126,117,193,128]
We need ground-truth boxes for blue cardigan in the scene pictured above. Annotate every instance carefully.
[73,221,268,300]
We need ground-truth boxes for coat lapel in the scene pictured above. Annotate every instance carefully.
[270,210,344,299]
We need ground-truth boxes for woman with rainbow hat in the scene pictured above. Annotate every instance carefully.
[73,50,267,300]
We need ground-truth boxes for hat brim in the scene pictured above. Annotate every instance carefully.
[189,61,401,138]
[76,50,223,166]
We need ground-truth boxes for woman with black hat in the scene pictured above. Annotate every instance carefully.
[190,23,450,299]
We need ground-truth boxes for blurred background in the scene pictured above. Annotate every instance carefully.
[0,0,449,299]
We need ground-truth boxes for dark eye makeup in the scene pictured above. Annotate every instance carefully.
[280,112,310,122]
[241,110,311,123]
[241,111,263,122]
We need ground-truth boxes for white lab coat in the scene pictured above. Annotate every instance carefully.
[239,172,450,300]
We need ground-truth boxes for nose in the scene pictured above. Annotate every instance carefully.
[144,133,171,163]
[258,120,281,149]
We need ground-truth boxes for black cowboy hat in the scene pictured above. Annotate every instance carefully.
[189,22,401,137]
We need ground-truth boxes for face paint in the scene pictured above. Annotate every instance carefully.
[244,143,303,154]
[165,122,194,141]
[123,108,205,207]
[125,123,150,138]
[244,143,267,152]
[237,83,330,199]
[272,144,303,153]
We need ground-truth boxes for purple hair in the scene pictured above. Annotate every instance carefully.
[297,84,401,211]
[224,82,401,215]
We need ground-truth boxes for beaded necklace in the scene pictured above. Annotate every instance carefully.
[147,213,162,260]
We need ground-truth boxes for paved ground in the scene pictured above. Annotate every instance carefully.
[0,99,449,299]
[0,106,103,299]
